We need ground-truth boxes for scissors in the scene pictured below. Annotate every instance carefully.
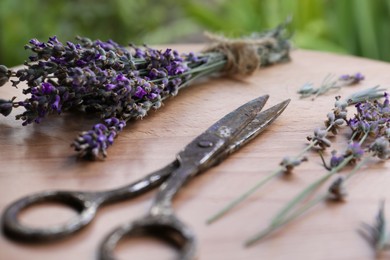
[2,95,289,259]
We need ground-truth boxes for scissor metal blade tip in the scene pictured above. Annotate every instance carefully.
[257,98,290,126]
[271,99,291,115]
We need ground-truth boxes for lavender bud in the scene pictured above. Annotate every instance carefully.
[334,118,345,126]
[338,72,365,85]
[0,65,10,86]
[345,142,364,160]
[297,83,315,96]
[308,128,332,148]
[314,128,327,138]
[0,99,13,116]
[369,137,390,160]
[330,150,344,168]
[280,156,308,174]
[327,112,335,123]
[328,176,347,201]
[334,97,348,111]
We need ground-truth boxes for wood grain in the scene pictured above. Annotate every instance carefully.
[1,46,390,260]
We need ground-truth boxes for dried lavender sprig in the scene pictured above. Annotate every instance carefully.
[359,200,390,256]
[72,117,126,159]
[266,90,389,227]
[245,91,390,246]
[298,73,365,99]
[0,24,291,159]
[245,158,367,246]
[346,85,387,105]
[208,87,389,245]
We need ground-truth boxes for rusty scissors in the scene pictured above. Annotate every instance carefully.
[2,95,289,259]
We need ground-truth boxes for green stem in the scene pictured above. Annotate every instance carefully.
[206,166,284,225]
[245,194,325,247]
[206,140,319,225]
[245,157,368,246]
[269,164,339,226]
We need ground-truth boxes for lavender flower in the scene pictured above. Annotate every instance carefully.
[0,25,291,159]
[280,156,307,174]
[329,150,344,168]
[344,142,364,163]
[327,176,347,201]
[339,72,365,85]
[72,117,126,159]
[307,127,332,149]
[348,92,390,140]
[325,111,345,135]
[369,137,390,160]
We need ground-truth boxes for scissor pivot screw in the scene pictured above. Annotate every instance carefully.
[198,140,214,148]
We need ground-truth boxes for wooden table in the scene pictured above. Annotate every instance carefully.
[1,45,390,260]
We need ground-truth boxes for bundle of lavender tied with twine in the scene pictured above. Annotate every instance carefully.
[0,24,290,160]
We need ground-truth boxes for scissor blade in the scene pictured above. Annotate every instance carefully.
[206,94,269,138]
[226,98,291,154]
[178,95,269,166]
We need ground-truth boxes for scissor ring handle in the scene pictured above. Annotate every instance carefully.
[2,191,99,242]
[99,214,196,260]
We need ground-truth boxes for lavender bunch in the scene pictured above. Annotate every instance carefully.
[0,25,290,159]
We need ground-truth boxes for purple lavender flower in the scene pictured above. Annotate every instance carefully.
[339,72,365,84]
[298,73,365,99]
[330,150,344,168]
[345,142,364,160]
[72,117,126,159]
[369,137,390,160]
[348,92,390,140]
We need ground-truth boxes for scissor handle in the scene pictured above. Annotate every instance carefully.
[2,190,101,242]
[99,213,196,260]
[2,161,178,242]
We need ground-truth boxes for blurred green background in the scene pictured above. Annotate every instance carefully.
[1,0,390,66]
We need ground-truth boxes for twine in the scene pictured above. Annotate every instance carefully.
[203,32,279,76]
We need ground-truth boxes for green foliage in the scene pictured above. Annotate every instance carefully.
[1,0,390,66]
[0,0,187,66]
[182,0,390,60]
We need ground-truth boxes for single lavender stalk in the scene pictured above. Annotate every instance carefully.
[346,85,387,105]
[0,24,291,159]
[298,73,365,99]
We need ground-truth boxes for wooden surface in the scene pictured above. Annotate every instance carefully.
[1,45,390,260]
